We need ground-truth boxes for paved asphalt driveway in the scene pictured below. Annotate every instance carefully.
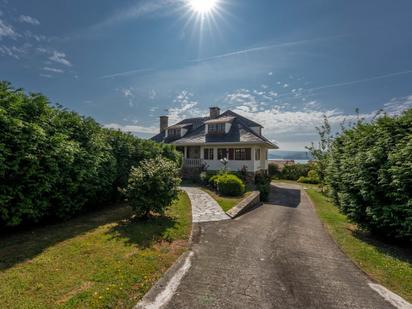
[165,183,395,309]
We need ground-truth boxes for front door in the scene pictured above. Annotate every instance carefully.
[187,146,200,159]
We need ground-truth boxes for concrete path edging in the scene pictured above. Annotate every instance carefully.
[226,190,261,218]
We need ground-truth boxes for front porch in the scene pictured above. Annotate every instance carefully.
[176,145,269,172]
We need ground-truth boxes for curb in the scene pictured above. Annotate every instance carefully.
[134,200,202,308]
[226,191,261,218]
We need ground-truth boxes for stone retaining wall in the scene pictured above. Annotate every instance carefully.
[226,191,261,218]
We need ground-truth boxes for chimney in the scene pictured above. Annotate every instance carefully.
[160,116,168,132]
[209,107,220,119]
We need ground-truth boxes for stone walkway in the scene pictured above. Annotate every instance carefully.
[180,187,230,223]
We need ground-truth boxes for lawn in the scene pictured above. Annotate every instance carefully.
[0,192,192,309]
[306,189,412,303]
[201,187,251,212]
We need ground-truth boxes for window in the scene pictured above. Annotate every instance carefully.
[204,148,214,160]
[229,148,251,161]
[168,128,181,137]
[255,148,261,160]
[208,123,225,134]
[217,148,227,160]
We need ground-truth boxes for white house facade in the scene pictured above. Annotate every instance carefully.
[151,107,278,174]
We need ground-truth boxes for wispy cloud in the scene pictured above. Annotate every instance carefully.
[94,0,179,29]
[49,50,71,66]
[18,15,40,25]
[190,35,346,62]
[0,19,18,39]
[100,68,153,79]
[104,123,158,134]
[43,66,64,73]
[308,70,412,92]
[0,44,25,59]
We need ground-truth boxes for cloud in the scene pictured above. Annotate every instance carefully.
[18,15,40,25]
[0,44,25,59]
[104,123,158,134]
[100,68,153,79]
[49,50,71,66]
[94,0,179,29]
[118,87,136,107]
[43,66,64,73]
[308,70,412,92]
[0,19,18,39]
[191,35,346,62]
[40,73,52,78]
[383,95,412,115]
[167,90,206,124]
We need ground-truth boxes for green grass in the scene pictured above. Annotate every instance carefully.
[306,189,412,303]
[201,188,251,212]
[0,192,192,309]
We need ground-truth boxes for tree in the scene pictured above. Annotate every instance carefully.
[306,114,332,190]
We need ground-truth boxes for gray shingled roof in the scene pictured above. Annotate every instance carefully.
[150,110,277,148]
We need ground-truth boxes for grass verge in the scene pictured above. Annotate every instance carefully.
[306,189,412,303]
[201,187,251,212]
[0,192,191,309]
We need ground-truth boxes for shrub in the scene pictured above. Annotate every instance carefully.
[255,173,271,202]
[280,164,311,180]
[209,174,220,189]
[326,109,412,241]
[268,163,280,177]
[297,170,320,184]
[124,157,181,218]
[0,81,181,228]
[216,174,245,197]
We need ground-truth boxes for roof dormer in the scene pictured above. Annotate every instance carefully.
[166,123,192,138]
[205,116,235,135]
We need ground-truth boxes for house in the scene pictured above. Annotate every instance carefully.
[151,107,278,175]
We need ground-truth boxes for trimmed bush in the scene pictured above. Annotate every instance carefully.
[216,174,245,197]
[326,109,412,241]
[280,164,311,180]
[0,81,181,227]
[124,157,181,218]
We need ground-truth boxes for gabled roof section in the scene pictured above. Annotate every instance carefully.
[150,109,276,148]
[220,110,263,128]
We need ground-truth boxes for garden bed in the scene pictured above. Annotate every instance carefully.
[201,187,252,212]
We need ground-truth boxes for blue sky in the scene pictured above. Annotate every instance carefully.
[1,0,412,150]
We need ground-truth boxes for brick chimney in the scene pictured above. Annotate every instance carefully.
[160,116,168,132]
[209,107,220,119]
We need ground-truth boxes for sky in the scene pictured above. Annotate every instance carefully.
[1,0,412,150]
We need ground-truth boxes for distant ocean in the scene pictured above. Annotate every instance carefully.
[269,150,313,164]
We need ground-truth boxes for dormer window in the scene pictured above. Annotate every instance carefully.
[208,123,225,135]
[168,128,181,137]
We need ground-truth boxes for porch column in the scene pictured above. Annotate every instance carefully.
[200,146,204,160]
[251,147,256,172]
[184,147,187,159]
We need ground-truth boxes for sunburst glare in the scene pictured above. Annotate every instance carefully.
[188,0,219,14]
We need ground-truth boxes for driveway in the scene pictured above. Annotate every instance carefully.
[144,183,398,308]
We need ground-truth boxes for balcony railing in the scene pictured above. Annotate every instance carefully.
[183,158,204,168]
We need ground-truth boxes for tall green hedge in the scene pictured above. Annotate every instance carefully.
[326,109,412,241]
[0,81,180,227]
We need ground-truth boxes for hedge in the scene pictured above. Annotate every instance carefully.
[0,81,180,227]
[326,109,412,241]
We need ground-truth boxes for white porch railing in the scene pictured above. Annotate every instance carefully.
[183,158,204,168]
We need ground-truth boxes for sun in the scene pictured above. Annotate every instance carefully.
[188,0,219,14]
